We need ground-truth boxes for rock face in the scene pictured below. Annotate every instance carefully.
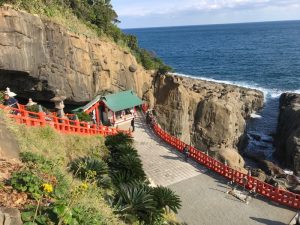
[0,6,152,104]
[276,93,300,175]
[153,75,264,169]
[0,7,265,169]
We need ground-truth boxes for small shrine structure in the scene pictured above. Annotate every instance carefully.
[73,90,143,126]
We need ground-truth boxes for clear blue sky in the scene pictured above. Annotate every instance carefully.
[111,0,300,28]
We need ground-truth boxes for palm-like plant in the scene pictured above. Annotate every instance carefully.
[108,144,138,163]
[69,157,108,180]
[152,186,182,214]
[118,154,146,179]
[105,133,133,149]
[113,181,156,224]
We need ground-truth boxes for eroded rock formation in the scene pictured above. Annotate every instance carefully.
[0,6,152,104]
[153,75,264,170]
[276,93,300,175]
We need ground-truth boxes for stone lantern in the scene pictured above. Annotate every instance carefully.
[50,96,66,118]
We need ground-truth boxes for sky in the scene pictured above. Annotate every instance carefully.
[111,0,300,28]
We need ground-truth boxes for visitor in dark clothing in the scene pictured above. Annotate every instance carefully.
[3,94,18,108]
[183,145,190,162]
[131,118,135,132]
[3,94,19,115]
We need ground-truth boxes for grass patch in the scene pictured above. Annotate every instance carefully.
[0,110,123,225]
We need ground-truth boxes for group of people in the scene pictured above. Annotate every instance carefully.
[2,87,61,120]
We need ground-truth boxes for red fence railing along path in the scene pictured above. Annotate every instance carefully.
[142,104,300,210]
[0,104,130,137]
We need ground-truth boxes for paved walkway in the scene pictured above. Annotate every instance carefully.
[133,115,297,225]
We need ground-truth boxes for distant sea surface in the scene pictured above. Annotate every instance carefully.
[125,21,300,162]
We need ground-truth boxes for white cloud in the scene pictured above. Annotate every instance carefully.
[114,0,300,17]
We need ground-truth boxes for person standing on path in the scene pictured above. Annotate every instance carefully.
[183,145,190,162]
[131,118,135,132]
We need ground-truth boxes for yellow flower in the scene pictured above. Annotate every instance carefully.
[42,183,53,193]
[80,182,88,190]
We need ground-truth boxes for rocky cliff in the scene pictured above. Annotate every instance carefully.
[276,93,300,175]
[0,6,153,104]
[0,7,265,170]
[153,75,264,170]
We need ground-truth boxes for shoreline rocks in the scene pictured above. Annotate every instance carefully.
[276,93,300,175]
[153,74,264,169]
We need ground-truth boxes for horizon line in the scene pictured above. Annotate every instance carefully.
[122,18,300,30]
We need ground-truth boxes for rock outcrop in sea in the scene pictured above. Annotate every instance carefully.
[276,93,300,175]
[0,7,265,170]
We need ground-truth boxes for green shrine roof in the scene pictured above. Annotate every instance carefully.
[102,90,143,112]
[72,90,143,112]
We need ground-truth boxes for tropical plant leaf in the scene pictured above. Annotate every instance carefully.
[152,186,182,213]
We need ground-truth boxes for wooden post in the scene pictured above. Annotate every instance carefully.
[95,103,100,126]
[38,112,46,126]
[113,111,116,125]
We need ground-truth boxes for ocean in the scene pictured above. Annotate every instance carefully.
[125,21,300,162]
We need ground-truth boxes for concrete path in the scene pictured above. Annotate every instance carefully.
[133,115,297,225]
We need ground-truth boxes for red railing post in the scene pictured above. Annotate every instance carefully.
[38,112,46,126]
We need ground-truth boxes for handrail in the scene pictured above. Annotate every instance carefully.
[142,104,300,209]
[0,104,130,137]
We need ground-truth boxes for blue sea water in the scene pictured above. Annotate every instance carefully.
[125,21,300,161]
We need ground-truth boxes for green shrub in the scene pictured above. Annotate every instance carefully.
[152,186,181,214]
[25,104,39,113]
[105,133,133,148]
[0,91,4,104]
[20,151,54,171]
[9,170,43,198]
[113,181,156,224]
[75,112,91,122]
[69,156,108,181]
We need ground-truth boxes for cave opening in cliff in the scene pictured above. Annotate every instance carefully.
[0,69,54,104]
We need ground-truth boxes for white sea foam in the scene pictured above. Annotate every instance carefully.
[171,72,300,102]
[250,113,262,119]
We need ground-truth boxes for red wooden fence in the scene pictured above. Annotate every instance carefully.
[142,104,300,210]
[0,104,130,137]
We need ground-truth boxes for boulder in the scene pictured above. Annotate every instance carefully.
[251,168,267,182]
[258,160,285,176]
[129,64,137,72]
[276,93,300,175]
[0,208,22,225]
[218,147,246,172]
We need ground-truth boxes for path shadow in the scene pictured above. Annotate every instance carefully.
[161,155,182,160]
[209,187,227,194]
[250,217,286,225]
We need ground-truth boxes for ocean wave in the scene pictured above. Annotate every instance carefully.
[171,72,300,101]
[250,113,262,119]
